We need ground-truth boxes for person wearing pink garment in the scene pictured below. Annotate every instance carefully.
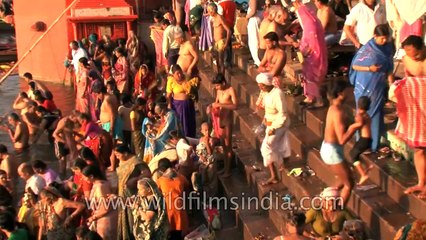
[293,0,328,107]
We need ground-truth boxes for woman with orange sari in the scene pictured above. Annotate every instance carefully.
[133,64,158,101]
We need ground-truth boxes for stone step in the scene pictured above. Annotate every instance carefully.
[343,141,426,220]
[218,170,280,240]
[307,149,415,240]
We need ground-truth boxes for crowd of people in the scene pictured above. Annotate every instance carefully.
[0,0,425,239]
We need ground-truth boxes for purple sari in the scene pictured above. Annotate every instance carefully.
[199,6,213,51]
[297,5,328,100]
[349,39,393,152]
[172,99,196,138]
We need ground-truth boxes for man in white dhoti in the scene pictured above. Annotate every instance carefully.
[246,0,263,66]
[256,73,291,185]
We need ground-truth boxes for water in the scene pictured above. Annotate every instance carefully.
[0,75,75,155]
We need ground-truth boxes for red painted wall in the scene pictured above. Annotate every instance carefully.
[14,0,70,83]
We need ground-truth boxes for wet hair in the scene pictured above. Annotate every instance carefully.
[121,93,132,105]
[35,106,48,114]
[28,81,36,91]
[208,2,218,12]
[32,160,47,170]
[212,73,226,84]
[373,24,390,37]
[0,144,7,154]
[158,158,172,172]
[264,32,279,42]
[327,79,349,99]
[23,72,33,80]
[115,144,132,154]
[8,113,20,122]
[358,96,371,111]
[44,91,53,100]
[20,92,28,98]
[171,64,183,74]
[78,112,91,121]
[73,158,88,171]
[401,35,424,50]
[154,12,164,21]
[0,212,15,231]
[34,90,46,102]
[82,165,106,180]
[161,19,170,26]
[80,147,97,162]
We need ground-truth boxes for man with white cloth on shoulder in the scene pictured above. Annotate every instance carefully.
[256,73,291,186]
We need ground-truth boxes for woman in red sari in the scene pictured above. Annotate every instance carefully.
[113,47,129,94]
[133,64,158,101]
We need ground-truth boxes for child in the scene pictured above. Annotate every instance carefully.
[233,9,248,47]
[342,96,373,185]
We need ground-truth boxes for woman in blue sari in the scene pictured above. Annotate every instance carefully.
[141,98,181,163]
[349,24,394,152]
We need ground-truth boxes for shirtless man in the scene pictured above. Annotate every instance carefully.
[397,36,426,198]
[258,6,280,61]
[208,3,231,75]
[52,111,79,175]
[258,32,287,80]
[176,32,199,77]
[12,92,33,115]
[320,80,354,206]
[20,101,40,136]
[0,113,30,153]
[315,0,339,46]
[94,86,119,171]
[211,74,238,178]
[402,35,426,77]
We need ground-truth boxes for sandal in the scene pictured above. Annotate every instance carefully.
[287,168,303,177]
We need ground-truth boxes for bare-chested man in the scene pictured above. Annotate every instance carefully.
[315,0,339,46]
[396,36,426,198]
[258,32,287,80]
[21,101,41,139]
[208,3,231,75]
[258,6,280,61]
[402,35,426,77]
[320,80,354,206]
[94,86,119,171]
[211,74,238,178]
[52,110,80,175]
[0,113,30,153]
[176,32,199,77]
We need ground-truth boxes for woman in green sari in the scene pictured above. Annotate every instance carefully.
[115,145,151,240]
[132,178,168,240]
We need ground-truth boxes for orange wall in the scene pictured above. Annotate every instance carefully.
[14,0,70,83]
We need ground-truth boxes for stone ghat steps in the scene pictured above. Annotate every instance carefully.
[197,48,423,239]
[198,85,281,239]
[199,48,425,219]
